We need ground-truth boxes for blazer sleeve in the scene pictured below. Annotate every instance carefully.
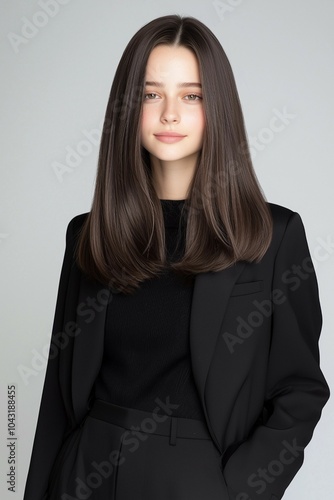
[23,217,77,500]
[222,212,330,500]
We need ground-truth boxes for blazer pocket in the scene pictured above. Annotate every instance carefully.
[230,280,264,297]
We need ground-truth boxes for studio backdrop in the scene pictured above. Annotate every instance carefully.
[0,1,333,499]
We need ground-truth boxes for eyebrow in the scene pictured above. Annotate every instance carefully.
[145,81,202,88]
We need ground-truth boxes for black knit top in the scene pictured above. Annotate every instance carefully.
[93,199,206,420]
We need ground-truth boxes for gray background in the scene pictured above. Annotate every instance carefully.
[1,1,333,498]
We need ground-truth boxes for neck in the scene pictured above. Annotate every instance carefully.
[150,153,198,200]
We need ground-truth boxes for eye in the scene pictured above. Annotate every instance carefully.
[184,94,202,101]
[144,92,159,100]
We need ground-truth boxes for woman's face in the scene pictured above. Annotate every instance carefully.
[140,44,205,165]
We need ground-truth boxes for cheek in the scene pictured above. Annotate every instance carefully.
[141,107,155,130]
[188,108,205,132]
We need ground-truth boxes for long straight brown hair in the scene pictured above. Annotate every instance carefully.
[76,14,273,294]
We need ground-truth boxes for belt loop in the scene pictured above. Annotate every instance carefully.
[169,417,177,446]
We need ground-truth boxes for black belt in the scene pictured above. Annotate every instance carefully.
[88,398,212,446]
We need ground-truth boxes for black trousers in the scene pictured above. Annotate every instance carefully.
[48,399,229,499]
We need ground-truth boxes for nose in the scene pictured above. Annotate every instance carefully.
[160,97,180,124]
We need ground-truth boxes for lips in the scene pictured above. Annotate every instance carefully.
[154,132,186,143]
[154,132,186,137]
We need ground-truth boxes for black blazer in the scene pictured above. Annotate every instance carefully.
[23,203,329,500]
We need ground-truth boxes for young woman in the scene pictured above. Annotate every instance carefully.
[23,14,329,500]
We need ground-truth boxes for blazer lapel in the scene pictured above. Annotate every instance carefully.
[189,260,246,450]
[71,274,111,424]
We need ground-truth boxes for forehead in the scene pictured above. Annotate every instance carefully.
[145,45,201,80]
